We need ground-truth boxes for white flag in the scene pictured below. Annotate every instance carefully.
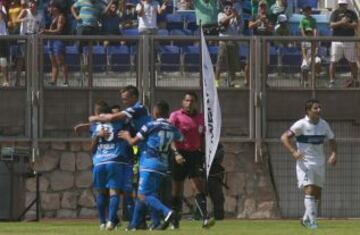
[201,29,222,178]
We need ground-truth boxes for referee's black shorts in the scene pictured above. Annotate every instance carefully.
[172,150,205,181]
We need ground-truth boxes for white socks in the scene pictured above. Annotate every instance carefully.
[304,195,317,224]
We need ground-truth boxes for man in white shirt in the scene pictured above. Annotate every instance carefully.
[281,99,337,229]
[136,0,167,34]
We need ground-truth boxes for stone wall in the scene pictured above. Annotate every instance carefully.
[23,141,279,220]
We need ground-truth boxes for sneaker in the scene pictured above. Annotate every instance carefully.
[62,81,69,87]
[155,210,175,230]
[300,219,310,228]
[328,80,335,88]
[202,217,215,229]
[309,222,319,229]
[106,220,119,231]
[99,223,106,231]
[125,225,136,232]
[2,82,9,87]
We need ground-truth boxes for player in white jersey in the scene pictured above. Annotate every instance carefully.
[281,99,337,229]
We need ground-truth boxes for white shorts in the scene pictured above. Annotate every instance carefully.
[301,57,321,71]
[330,41,357,63]
[296,161,325,188]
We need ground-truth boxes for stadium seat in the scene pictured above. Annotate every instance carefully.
[122,28,139,36]
[157,45,181,72]
[169,29,193,47]
[65,46,81,72]
[83,46,107,73]
[43,44,52,73]
[108,45,131,72]
[183,46,200,72]
[166,14,184,31]
[297,0,318,9]
[318,23,331,36]
[207,45,218,65]
[280,46,302,73]
[183,12,198,32]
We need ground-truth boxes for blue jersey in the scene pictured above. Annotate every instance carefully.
[121,102,152,152]
[137,118,183,172]
[90,121,132,166]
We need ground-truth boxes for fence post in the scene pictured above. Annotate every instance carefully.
[141,34,151,107]
[30,34,39,163]
[254,37,262,162]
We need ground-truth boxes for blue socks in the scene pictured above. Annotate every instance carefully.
[143,195,170,217]
[130,199,146,228]
[96,193,107,224]
[124,194,134,221]
[109,195,120,224]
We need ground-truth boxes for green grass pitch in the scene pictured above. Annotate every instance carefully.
[1,220,360,235]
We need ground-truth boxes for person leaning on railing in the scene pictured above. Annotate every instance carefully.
[329,0,359,88]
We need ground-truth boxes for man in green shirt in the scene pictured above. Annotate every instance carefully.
[299,6,317,37]
[193,0,220,35]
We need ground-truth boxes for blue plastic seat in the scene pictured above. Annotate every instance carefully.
[157,45,181,72]
[280,46,302,73]
[65,46,81,72]
[43,44,52,73]
[297,0,318,9]
[183,12,198,32]
[183,46,200,72]
[166,13,184,31]
[169,29,193,47]
[83,46,107,72]
[108,45,131,72]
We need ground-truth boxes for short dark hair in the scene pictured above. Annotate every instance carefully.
[120,85,139,98]
[155,100,170,118]
[111,104,121,110]
[95,100,111,114]
[183,91,198,101]
[305,99,320,113]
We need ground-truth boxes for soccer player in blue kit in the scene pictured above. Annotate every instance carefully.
[119,100,185,230]
[89,101,133,231]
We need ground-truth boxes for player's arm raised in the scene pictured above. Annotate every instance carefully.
[280,130,304,161]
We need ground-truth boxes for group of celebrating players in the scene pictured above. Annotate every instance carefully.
[75,85,215,231]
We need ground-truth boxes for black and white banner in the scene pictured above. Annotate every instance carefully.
[201,29,222,178]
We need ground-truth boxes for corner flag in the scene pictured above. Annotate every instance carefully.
[201,29,222,178]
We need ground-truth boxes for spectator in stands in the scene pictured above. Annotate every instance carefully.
[249,0,273,35]
[71,0,113,45]
[299,6,317,37]
[121,2,137,29]
[102,1,121,46]
[136,0,167,35]
[0,2,9,87]
[193,0,220,35]
[269,0,287,24]
[329,0,358,88]
[301,29,321,87]
[41,1,69,86]
[15,0,45,86]
[7,0,25,34]
[251,0,275,16]
[215,0,241,88]
[274,14,289,36]
[177,0,194,11]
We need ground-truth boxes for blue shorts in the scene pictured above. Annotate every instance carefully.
[49,40,65,56]
[139,151,168,173]
[93,162,133,192]
[138,170,164,195]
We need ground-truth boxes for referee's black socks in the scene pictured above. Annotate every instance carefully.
[195,193,209,219]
